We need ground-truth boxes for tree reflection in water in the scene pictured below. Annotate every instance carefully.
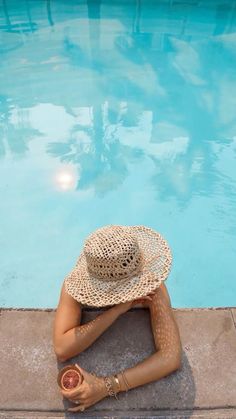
[47,103,144,197]
[1,0,235,204]
[0,95,42,158]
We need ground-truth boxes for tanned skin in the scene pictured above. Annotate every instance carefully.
[53,281,182,412]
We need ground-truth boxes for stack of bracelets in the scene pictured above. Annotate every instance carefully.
[103,371,131,399]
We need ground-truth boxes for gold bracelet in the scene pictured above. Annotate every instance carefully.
[110,375,119,399]
[113,374,121,392]
[103,376,118,400]
[121,370,131,392]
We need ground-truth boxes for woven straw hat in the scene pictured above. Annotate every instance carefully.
[64,224,172,307]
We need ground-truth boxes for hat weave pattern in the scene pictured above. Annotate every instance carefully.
[84,225,143,281]
[64,225,172,307]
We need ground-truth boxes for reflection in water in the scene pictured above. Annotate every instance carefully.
[46,0,54,27]
[0,96,42,157]
[1,0,235,198]
[0,0,236,307]
[47,105,144,196]
[1,0,38,34]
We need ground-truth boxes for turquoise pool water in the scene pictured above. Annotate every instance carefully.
[0,1,236,309]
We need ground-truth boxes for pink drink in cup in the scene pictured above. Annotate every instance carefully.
[57,364,83,391]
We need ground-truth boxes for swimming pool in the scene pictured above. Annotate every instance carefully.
[0,0,236,309]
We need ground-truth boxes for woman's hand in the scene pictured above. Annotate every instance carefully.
[60,364,108,412]
[112,291,156,316]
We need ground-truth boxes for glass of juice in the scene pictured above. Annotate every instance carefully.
[57,364,83,391]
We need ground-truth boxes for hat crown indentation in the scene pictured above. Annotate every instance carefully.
[84,225,142,281]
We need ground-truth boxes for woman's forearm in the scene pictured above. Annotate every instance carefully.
[59,307,120,360]
[117,349,179,392]
[116,287,182,392]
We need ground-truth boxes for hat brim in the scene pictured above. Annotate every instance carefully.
[64,225,172,307]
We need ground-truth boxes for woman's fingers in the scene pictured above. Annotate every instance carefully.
[140,296,153,302]
[68,392,86,401]
[68,397,80,403]
[132,291,156,304]
[127,292,156,308]
[61,385,84,399]
[135,295,153,303]
[68,395,83,402]
[67,404,86,412]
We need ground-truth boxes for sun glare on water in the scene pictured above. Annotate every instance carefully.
[54,168,77,191]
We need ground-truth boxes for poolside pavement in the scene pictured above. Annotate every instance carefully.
[0,307,236,419]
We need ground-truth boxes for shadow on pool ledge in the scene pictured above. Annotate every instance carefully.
[59,309,196,417]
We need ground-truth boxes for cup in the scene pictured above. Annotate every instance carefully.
[57,364,83,391]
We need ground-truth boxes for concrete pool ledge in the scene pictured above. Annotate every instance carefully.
[0,307,236,419]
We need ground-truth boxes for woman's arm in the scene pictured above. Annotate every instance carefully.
[116,283,182,391]
[53,282,152,361]
[60,283,183,413]
[53,282,121,362]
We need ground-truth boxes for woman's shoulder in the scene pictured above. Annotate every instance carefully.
[156,282,172,307]
[61,281,84,309]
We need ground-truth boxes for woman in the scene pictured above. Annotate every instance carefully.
[53,224,182,413]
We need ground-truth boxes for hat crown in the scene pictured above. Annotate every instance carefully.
[83,225,142,281]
